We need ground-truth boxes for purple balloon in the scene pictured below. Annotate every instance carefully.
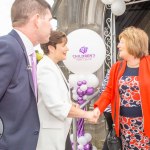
[77,81,83,86]
[86,87,94,95]
[78,99,84,105]
[84,143,90,150]
[77,87,82,95]
[82,80,87,84]
[79,93,84,97]
[82,91,86,95]
[77,96,83,101]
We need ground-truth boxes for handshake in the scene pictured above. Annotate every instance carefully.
[70,103,100,124]
[85,108,100,124]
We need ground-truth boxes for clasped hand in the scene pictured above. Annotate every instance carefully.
[86,108,100,124]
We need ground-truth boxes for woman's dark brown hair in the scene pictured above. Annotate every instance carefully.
[40,30,67,55]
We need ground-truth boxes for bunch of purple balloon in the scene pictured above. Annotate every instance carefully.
[69,74,99,150]
[76,80,95,150]
[76,80,94,103]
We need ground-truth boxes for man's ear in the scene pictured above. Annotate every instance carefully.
[31,13,41,29]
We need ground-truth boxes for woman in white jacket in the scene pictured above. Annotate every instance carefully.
[36,31,100,150]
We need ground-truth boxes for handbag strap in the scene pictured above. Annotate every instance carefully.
[113,61,123,127]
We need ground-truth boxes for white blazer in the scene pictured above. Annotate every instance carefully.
[36,55,72,150]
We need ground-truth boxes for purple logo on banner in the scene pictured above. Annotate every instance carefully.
[79,46,88,54]
[72,46,95,61]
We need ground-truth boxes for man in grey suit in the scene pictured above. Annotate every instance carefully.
[0,0,52,149]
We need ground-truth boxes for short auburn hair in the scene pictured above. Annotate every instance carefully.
[119,26,149,58]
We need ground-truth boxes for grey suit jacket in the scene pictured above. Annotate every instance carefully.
[0,30,40,150]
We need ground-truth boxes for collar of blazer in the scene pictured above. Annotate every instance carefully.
[9,30,36,98]
[43,55,70,91]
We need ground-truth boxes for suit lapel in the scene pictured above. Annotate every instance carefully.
[9,30,35,97]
